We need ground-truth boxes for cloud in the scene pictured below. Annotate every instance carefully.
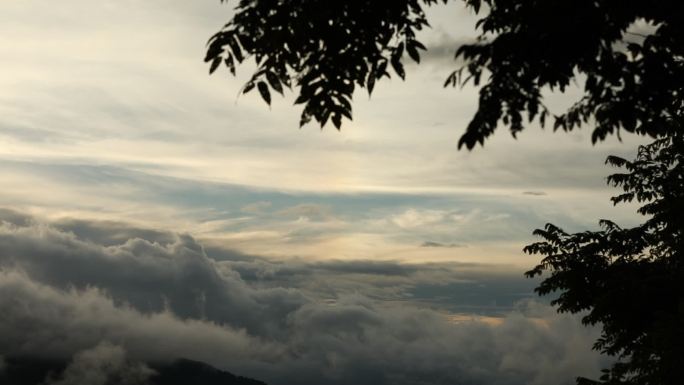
[418,32,478,68]
[241,201,273,214]
[284,298,607,385]
[0,216,306,338]
[275,203,333,221]
[53,217,177,246]
[0,156,643,266]
[0,270,283,365]
[0,210,610,385]
[421,241,464,248]
[45,342,154,385]
[0,208,34,227]
[391,208,449,229]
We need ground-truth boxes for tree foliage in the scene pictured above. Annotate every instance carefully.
[206,0,684,149]
[205,0,443,129]
[448,0,684,149]
[525,135,684,384]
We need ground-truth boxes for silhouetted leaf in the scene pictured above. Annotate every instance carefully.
[332,113,342,129]
[266,71,283,95]
[367,73,376,96]
[243,81,255,94]
[407,43,421,63]
[209,56,222,74]
[257,81,271,105]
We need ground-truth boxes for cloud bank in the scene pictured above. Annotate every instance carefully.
[0,209,609,385]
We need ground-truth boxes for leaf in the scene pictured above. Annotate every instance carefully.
[444,71,457,88]
[266,71,284,94]
[299,111,312,127]
[320,108,332,127]
[407,40,425,64]
[340,108,352,120]
[407,43,421,63]
[367,73,376,96]
[227,35,244,62]
[209,56,222,74]
[391,55,405,80]
[473,0,481,13]
[224,56,235,76]
[332,113,342,129]
[411,40,426,51]
[243,81,255,94]
[375,60,390,80]
[257,81,271,105]
[294,94,308,105]
[392,42,404,64]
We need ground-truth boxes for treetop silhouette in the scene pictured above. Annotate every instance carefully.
[525,134,684,384]
[205,0,683,149]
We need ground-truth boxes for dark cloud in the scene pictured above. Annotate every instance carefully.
[416,34,478,67]
[220,255,536,312]
[420,241,465,248]
[0,208,33,227]
[0,210,609,385]
[53,218,177,247]
[314,260,421,276]
[0,270,282,367]
[0,209,305,338]
[408,276,538,315]
[522,191,547,197]
[45,342,154,385]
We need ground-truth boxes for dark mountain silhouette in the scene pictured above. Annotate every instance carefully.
[0,356,267,385]
[0,357,65,385]
[150,359,267,385]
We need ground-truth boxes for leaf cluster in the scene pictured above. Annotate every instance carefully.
[206,0,442,129]
[208,1,684,150]
[452,0,684,149]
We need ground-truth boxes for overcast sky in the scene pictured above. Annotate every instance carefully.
[0,1,645,384]
[0,0,646,265]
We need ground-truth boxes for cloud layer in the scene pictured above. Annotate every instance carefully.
[0,210,608,385]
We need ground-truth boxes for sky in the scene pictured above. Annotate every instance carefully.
[0,1,647,384]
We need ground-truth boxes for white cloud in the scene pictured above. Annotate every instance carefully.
[392,208,449,229]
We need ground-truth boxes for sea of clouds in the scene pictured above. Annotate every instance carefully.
[0,208,608,385]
